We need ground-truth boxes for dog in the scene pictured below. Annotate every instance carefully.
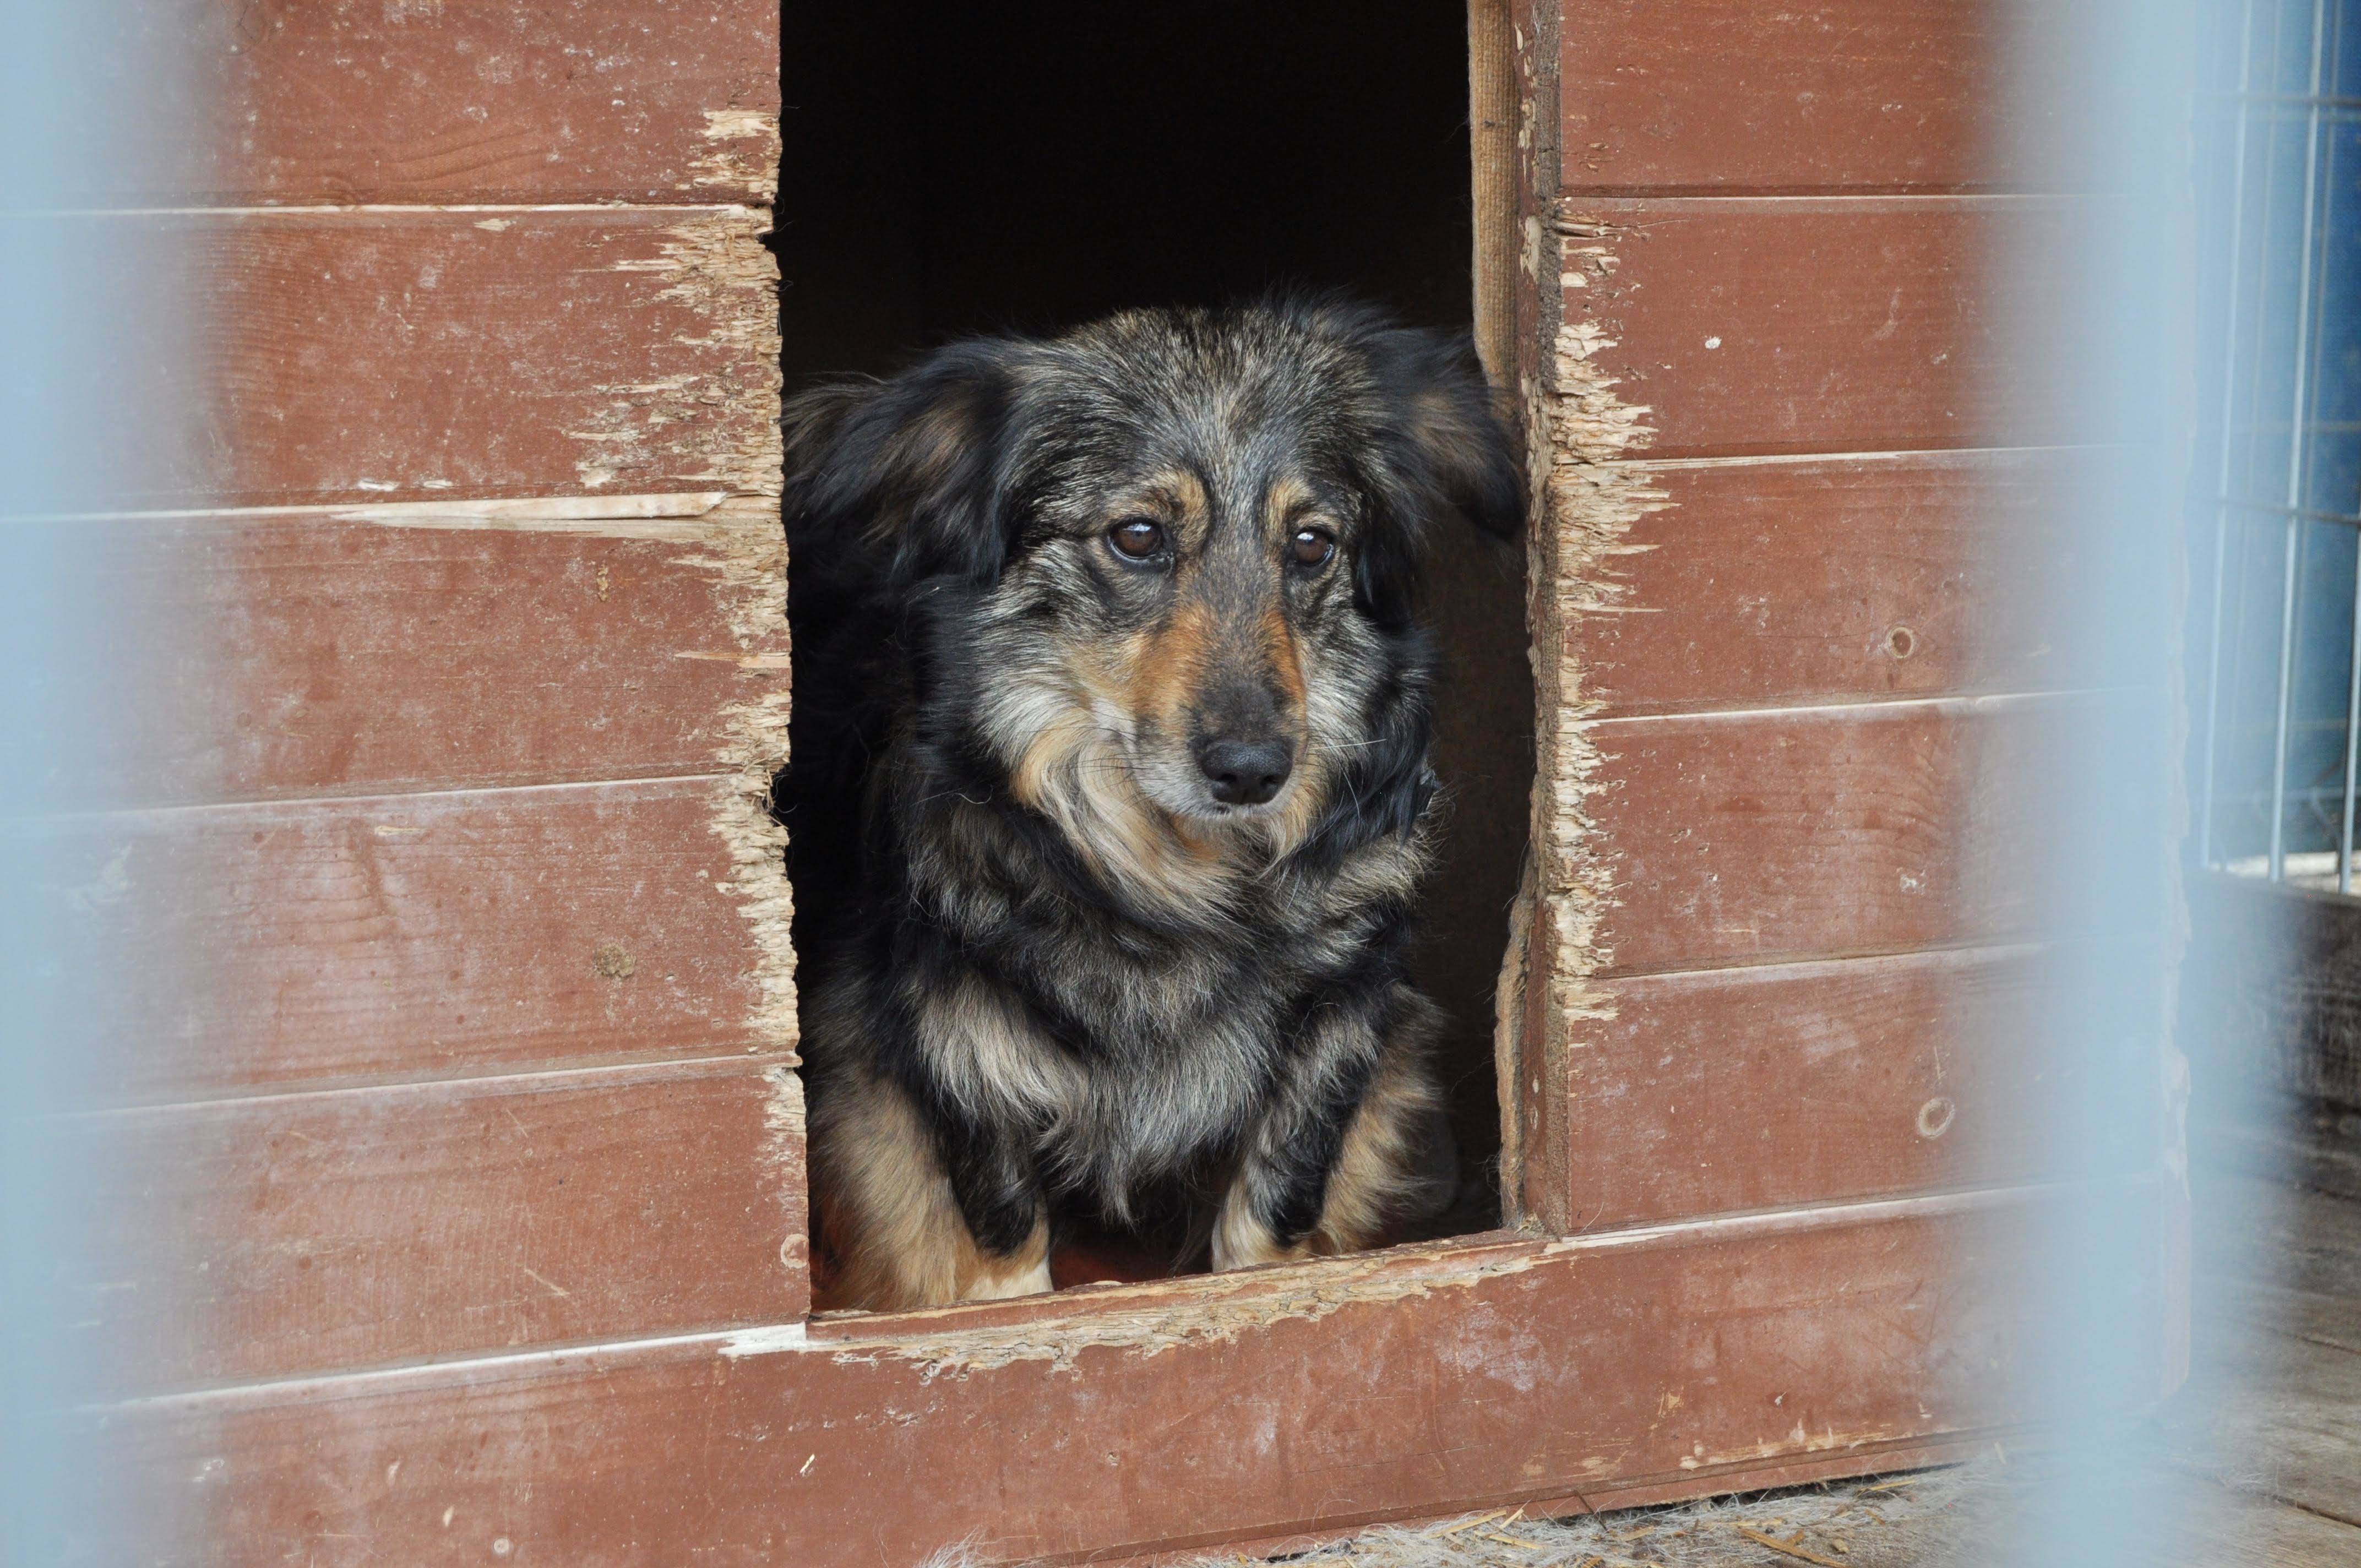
[781,298,1522,1311]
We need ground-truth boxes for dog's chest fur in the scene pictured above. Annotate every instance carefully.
[884,788,1428,1213]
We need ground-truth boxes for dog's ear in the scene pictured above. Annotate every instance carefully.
[783,340,1026,586]
[1367,325,1525,545]
[1340,321,1526,627]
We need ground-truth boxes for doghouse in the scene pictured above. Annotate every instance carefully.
[69,2,2184,1561]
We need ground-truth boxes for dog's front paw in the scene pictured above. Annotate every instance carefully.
[959,1253,1053,1301]
[954,1217,1053,1302]
[1211,1188,1315,1272]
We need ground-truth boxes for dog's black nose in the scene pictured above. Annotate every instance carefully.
[1198,738,1294,806]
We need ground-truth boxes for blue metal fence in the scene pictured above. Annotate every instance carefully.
[2197,0,2361,891]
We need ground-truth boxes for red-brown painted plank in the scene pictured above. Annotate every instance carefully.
[89,511,785,806]
[1565,197,2083,459]
[62,1058,803,1391]
[1579,451,2081,717]
[1587,696,2068,976]
[91,209,780,512]
[96,1189,2173,1566]
[45,777,776,1099]
[137,0,779,205]
[1560,1,2053,195]
[1568,945,2124,1228]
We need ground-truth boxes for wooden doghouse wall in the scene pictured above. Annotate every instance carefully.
[68,0,798,1527]
[1510,0,2123,1228]
[79,4,2182,1564]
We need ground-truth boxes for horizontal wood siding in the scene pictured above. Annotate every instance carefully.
[1587,697,2071,976]
[71,0,800,1439]
[1571,946,2121,1229]
[1565,197,2080,461]
[93,209,782,513]
[159,0,780,205]
[1559,0,2046,195]
[54,778,774,1098]
[96,1186,2169,1566]
[1527,0,2174,1287]
[1579,450,2081,717]
[66,1059,799,1390]
[93,509,786,805]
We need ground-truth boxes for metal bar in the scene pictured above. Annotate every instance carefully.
[2306,0,2353,892]
[2204,91,2361,108]
[2222,782,2361,803]
[2226,0,2299,874]
[2220,497,2361,527]
[2268,0,2331,883]
[2202,0,2264,869]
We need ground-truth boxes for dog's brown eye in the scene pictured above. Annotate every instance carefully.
[1290,527,1336,569]
[1107,519,1166,561]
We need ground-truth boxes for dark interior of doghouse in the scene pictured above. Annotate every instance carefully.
[775,1,1533,1284]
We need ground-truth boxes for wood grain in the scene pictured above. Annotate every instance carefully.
[1570,945,2108,1228]
[1564,197,2085,460]
[39,777,775,1099]
[86,511,785,806]
[94,1189,2174,1567]
[129,0,779,205]
[93,209,781,511]
[2186,872,2361,1110]
[1580,451,2081,717]
[1586,696,2071,976]
[59,1057,803,1391]
[1560,1,2052,195]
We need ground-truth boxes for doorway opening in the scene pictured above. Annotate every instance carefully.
[775,1,1533,1292]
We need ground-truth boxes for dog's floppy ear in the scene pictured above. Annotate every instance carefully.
[782,340,1026,586]
[1340,319,1526,627]
[1366,324,1526,542]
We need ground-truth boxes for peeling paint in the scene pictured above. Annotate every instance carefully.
[578,210,782,498]
[816,1240,1565,1378]
[1509,206,1678,1226]
[676,486,798,1260]
[789,1183,2046,1380]
[692,109,782,205]
[329,490,730,538]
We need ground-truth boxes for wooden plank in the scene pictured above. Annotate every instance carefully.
[1571,946,2105,1227]
[95,1189,2173,1566]
[100,208,780,511]
[150,1,779,205]
[89,508,786,806]
[1560,1,2051,195]
[2174,1321,2361,1529]
[1580,451,2081,717]
[59,1058,804,1391]
[2158,1480,2361,1568]
[1587,696,2063,976]
[1562,197,2083,460]
[34,777,777,1098]
[2195,1171,2361,1356]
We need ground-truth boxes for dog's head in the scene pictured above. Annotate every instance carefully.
[786,300,1522,892]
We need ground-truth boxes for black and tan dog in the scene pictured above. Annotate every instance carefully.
[781,298,1521,1310]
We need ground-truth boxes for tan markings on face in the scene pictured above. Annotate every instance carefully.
[809,1064,1052,1312]
[1004,624,1237,902]
[1254,599,1332,855]
[1262,473,1320,542]
[1126,597,1221,749]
